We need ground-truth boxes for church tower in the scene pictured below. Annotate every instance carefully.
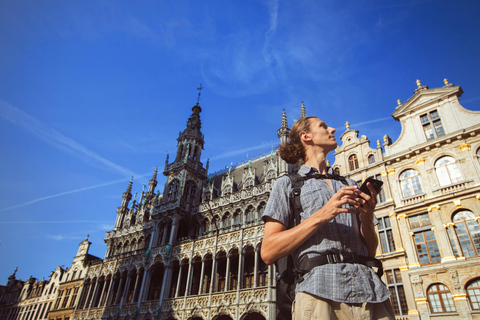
[154,86,208,245]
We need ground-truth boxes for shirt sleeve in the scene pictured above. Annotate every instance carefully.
[262,176,292,227]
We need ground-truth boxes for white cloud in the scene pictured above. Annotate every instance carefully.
[0,174,151,212]
[0,99,136,177]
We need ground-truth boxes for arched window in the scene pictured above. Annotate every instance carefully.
[190,256,202,295]
[467,278,480,310]
[334,167,340,175]
[257,244,268,287]
[257,203,266,222]
[167,179,180,202]
[477,148,480,162]
[242,246,255,289]
[450,210,480,258]
[399,169,423,198]
[427,283,456,313]
[245,206,255,224]
[348,154,359,171]
[222,212,231,230]
[435,156,463,186]
[368,154,375,164]
[228,249,239,291]
[147,264,165,301]
[215,252,227,292]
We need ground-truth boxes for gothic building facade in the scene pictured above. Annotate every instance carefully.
[1,79,480,320]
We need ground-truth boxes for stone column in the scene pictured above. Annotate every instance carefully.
[210,256,217,293]
[388,211,404,254]
[253,248,259,288]
[104,276,116,307]
[428,204,455,263]
[237,250,243,290]
[397,213,420,268]
[175,263,184,298]
[199,258,206,294]
[113,274,124,304]
[119,273,132,307]
[184,261,193,296]
[87,279,100,309]
[224,255,230,292]
[131,271,141,303]
[445,222,463,258]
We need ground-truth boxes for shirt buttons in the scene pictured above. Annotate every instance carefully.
[353,273,357,277]
[343,230,347,234]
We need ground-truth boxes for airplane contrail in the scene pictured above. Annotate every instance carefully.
[0,99,136,177]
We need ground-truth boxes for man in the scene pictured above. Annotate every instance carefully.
[261,116,394,319]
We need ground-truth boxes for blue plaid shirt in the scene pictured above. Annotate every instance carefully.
[263,165,390,303]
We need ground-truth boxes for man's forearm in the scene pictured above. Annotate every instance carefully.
[360,221,378,257]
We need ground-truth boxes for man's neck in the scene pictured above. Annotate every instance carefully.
[304,151,329,174]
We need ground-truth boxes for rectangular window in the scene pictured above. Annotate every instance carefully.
[385,269,408,316]
[61,288,71,309]
[54,289,64,310]
[378,216,396,253]
[414,230,441,265]
[421,110,445,141]
[69,287,79,308]
[408,213,431,229]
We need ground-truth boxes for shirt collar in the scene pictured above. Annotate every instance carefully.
[298,164,333,176]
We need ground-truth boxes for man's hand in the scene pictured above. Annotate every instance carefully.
[355,182,380,257]
[355,182,379,223]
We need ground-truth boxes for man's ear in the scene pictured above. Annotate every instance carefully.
[299,131,312,142]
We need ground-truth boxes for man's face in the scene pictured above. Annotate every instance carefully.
[308,117,337,151]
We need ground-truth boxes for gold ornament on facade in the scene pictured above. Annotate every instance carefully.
[415,157,425,165]
[397,99,402,106]
[427,204,440,212]
[387,168,395,175]
[459,143,471,151]
[416,79,422,88]
[345,121,350,130]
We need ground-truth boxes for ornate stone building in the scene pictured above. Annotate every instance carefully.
[1,79,480,320]
[0,237,96,320]
[333,79,480,319]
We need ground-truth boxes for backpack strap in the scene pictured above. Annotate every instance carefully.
[287,172,305,227]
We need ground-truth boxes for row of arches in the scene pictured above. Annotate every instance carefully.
[81,244,270,311]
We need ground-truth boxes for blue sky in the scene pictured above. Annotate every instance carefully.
[1,0,480,282]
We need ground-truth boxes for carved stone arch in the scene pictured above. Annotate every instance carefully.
[245,205,255,224]
[153,254,164,264]
[243,243,254,254]
[240,304,267,320]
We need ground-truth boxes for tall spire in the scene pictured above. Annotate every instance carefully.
[148,167,158,194]
[121,178,133,208]
[300,101,306,118]
[278,109,290,141]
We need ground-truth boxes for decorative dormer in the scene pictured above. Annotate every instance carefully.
[243,161,256,188]
[221,169,235,196]
[264,151,278,181]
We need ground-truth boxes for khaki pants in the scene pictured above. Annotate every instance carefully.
[292,292,395,320]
